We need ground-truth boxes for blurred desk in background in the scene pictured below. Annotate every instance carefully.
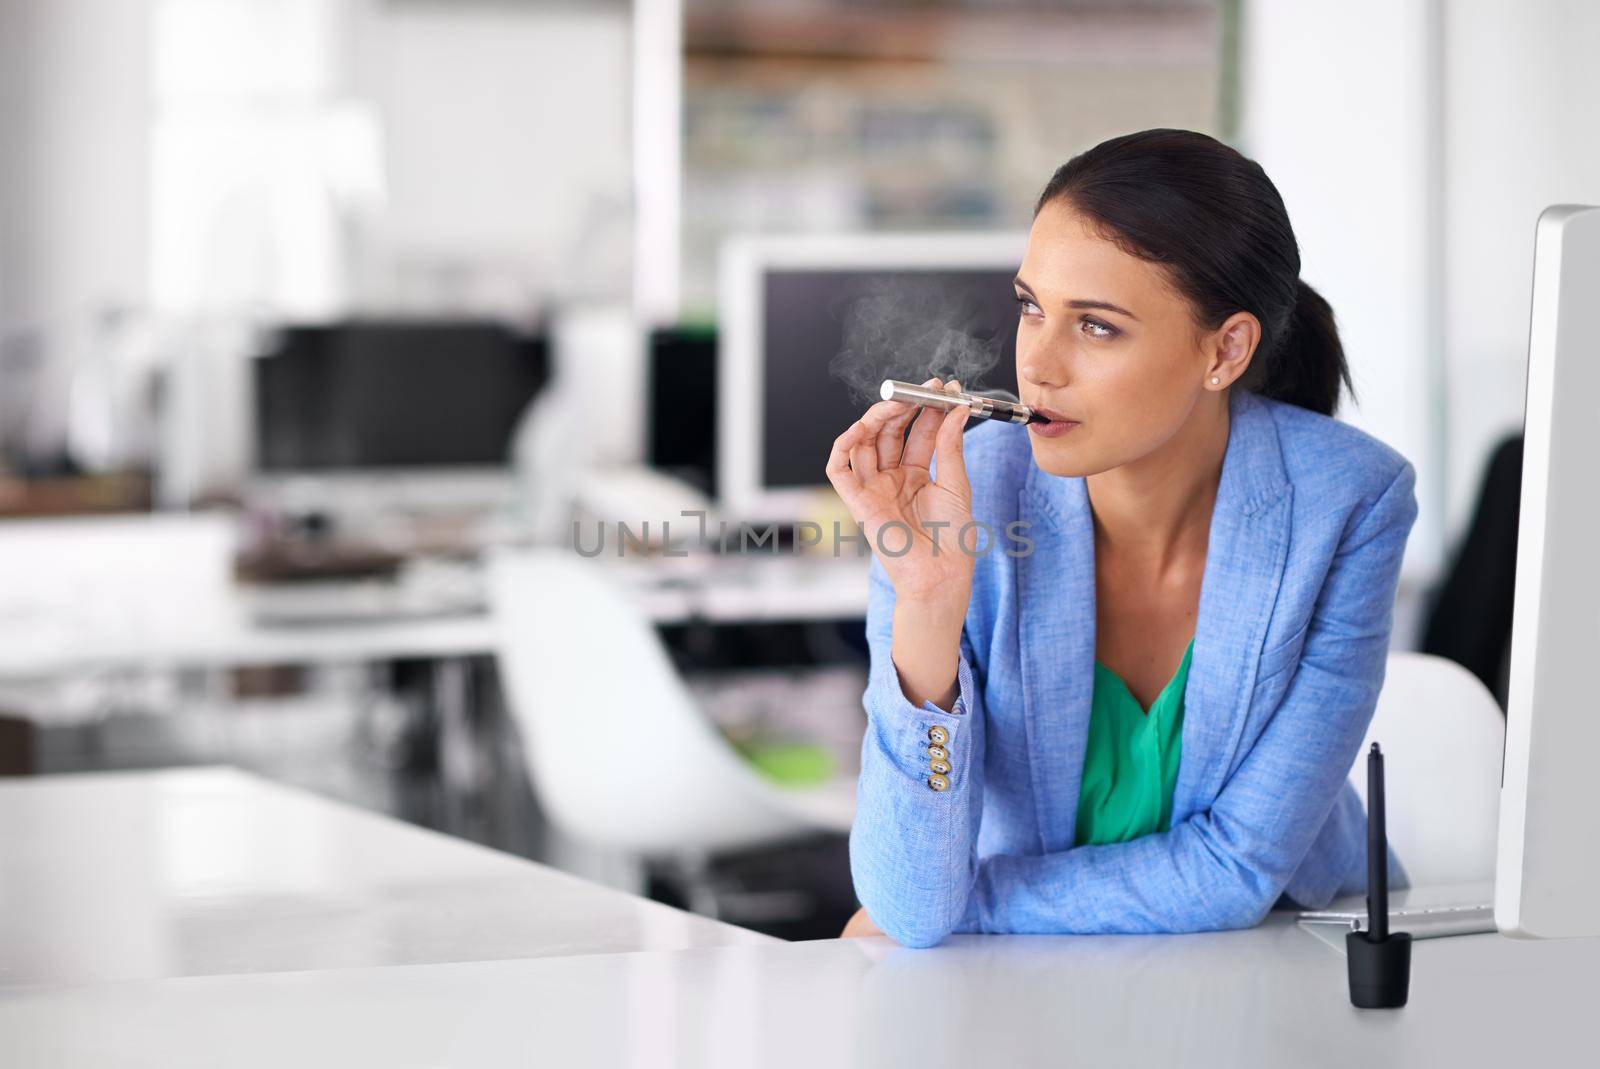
[0,473,152,518]
[0,604,499,681]
[0,766,771,991]
[614,554,871,626]
[0,553,870,681]
[0,549,872,839]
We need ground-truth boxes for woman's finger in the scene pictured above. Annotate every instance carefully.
[849,427,880,481]
[933,398,971,498]
[901,377,946,470]
[858,397,913,444]
[872,399,919,469]
[857,382,922,475]
[826,423,865,497]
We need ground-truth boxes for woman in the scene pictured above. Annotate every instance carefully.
[826,129,1418,947]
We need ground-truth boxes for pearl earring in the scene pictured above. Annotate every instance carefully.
[1210,376,1221,385]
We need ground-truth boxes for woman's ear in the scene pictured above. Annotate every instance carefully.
[1206,311,1260,388]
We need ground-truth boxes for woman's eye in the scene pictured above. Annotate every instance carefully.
[1081,317,1117,339]
[1014,295,1042,318]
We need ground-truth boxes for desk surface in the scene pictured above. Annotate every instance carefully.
[0,768,770,991]
[5,771,1599,1067]
[4,913,1596,1067]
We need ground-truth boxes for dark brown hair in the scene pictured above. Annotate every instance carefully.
[1035,128,1355,417]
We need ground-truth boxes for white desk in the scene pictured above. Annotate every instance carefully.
[0,556,870,681]
[3,911,1596,1066]
[0,768,771,991]
[6,770,1600,1066]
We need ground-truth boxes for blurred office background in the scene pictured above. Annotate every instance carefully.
[0,0,1587,939]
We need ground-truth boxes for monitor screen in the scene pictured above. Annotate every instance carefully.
[759,268,1020,490]
[647,326,719,498]
[254,321,549,472]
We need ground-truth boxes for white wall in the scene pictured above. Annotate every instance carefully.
[149,0,373,318]
[145,0,632,319]
[372,3,632,312]
[0,0,151,330]
[0,0,152,469]
[1442,0,1600,542]
[1240,0,1445,588]
[631,0,682,325]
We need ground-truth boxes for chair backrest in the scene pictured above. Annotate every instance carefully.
[1351,651,1505,886]
[487,547,805,855]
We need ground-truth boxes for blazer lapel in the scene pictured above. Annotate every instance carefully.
[1171,390,1292,821]
[1017,389,1292,851]
[1016,466,1097,852]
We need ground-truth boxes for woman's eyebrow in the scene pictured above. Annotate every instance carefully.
[1012,276,1139,321]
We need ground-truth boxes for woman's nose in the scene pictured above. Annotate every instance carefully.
[1018,349,1068,390]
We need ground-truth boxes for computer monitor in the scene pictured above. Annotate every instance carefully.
[1496,204,1600,938]
[717,232,1028,521]
[646,325,719,499]
[253,320,548,474]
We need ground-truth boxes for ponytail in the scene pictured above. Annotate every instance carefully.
[1245,279,1357,417]
[1035,129,1355,418]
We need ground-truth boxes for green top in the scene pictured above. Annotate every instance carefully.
[1073,637,1195,848]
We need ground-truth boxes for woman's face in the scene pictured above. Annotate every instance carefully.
[1013,198,1235,478]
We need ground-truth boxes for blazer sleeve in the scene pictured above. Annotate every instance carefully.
[961,461,1420,935]
[849,552,988,948]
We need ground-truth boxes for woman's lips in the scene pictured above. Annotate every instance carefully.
[1028,404,1080,439]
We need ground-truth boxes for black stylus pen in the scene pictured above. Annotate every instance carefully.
[1348,740,1408,1008]
[1367,742,1388,940]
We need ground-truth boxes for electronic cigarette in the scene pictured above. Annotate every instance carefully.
[878,379,1045,426]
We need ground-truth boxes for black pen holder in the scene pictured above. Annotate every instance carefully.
[1346,930,1412,1008]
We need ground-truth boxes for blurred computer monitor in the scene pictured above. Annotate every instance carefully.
[1497,204,1600,938]
[253,320,548,475]
[717,232,1027,521]
[647,325,719,499]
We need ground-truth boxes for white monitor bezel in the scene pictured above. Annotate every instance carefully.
[1496,203,1600,939]
[716,230,1029,524]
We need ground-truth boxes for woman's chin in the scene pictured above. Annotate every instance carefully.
[1028,439,1093,478]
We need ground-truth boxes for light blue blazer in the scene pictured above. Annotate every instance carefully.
[851,387,1419,947]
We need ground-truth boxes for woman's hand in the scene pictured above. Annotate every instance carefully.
[825,377,975,610]
[840,906,887,939]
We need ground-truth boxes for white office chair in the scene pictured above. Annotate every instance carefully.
[1350,651,1505,887]
[488,548,855,877]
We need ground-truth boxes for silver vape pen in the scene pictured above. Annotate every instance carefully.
[878,379,1044,426]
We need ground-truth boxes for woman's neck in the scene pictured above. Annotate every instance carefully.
[1086,394,1230,577]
